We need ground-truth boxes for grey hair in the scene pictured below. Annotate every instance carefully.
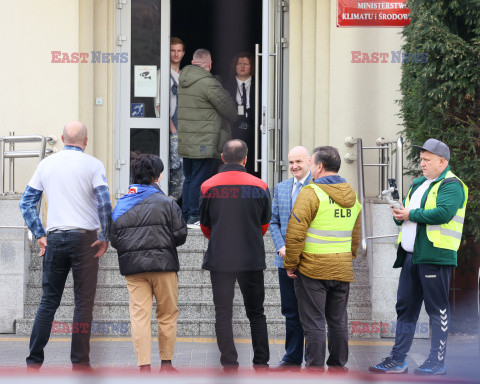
[192,49,211,69]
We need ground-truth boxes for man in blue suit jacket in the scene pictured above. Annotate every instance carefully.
[270,146,312,370]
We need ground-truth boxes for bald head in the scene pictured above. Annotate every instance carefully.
[62,121,88,149]
[192,49,212,71]
[288,146,309,159]
[222,139,248,165]
[288,146,311,180]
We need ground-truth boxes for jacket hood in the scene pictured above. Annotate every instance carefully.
[179,65,212,88]
[312,175,357,208]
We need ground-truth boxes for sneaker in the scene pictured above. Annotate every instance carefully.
[369,356,408,374]
[414,357,446,375]
[187,220,200,230]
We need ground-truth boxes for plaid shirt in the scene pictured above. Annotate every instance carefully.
[20,185,112,242]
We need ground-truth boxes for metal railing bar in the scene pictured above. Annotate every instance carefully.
[0,136,54,144]
[4,149,53,159]
[367,234,398,239]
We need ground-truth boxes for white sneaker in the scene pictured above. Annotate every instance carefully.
[187,221,201,230]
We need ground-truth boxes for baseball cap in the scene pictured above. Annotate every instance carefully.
[413,138,450,161]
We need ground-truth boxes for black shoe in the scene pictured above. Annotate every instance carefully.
[414,357,446,375]
[253,364,269,372]
[272,360,302,371]
[328,366,349,374]
[72,364,96,374]
[223,365,239,374]
[369,356,408,374]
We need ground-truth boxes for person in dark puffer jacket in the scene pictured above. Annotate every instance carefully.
[110,154,187,372]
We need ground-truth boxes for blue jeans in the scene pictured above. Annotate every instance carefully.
[278,267,304,364]
[182,158,217,220]
[26,231,99,367]
[391,252,452,362]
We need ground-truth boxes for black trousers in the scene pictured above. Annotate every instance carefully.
[210,270,270,367]
[295,272,349,368]
[26,231,99,367]
[391,252,452,362]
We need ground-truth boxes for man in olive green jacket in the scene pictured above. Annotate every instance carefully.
[177,49,237,227]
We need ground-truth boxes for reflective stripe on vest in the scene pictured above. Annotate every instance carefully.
[397,171,468,251]
[303,184,362,254]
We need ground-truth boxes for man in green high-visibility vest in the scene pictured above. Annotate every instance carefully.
[284,146,362,372]
[370,138,468,376]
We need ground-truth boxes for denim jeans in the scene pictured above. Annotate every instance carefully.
[210,270,270,367]
[295,273,349,368]
[278,267,304,364]
[182,158,217,220]
[26,231,99,367]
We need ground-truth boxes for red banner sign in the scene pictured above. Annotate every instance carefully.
[337,0,411,27]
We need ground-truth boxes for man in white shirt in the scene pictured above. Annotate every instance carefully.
[20,121,112,371]
[154,37,186,202]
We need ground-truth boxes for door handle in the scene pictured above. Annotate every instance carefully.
[254,44,261,173]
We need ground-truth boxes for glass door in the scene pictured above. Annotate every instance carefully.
[258,0,288,190]
[114,0,171,199]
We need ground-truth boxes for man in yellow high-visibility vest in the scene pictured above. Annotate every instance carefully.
[370,138,468,376]
[284,146,362,372]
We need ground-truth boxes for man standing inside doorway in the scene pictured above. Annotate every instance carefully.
[177,48,237,229]
[284,146,361,372]
[269,146,312,370]
[199,139,271,371]
[20,121,112,371]
[155,37,186,203]
[370,138,468,376]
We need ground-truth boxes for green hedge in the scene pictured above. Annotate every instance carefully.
[399,0,480,240]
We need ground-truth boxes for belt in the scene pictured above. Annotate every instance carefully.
[47,229,91,235]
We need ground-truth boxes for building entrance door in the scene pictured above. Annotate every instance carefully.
[114,0,171,199]
[114,0,288,197]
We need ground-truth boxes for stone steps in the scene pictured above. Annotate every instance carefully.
[27,266,370,287]
[25,273,370,303]
[23,299,373,321]
[16,317,384,339]
[20,230,375,337]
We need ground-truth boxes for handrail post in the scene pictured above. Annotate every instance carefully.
[356,138,367,255]
[8,132,14,193]
[0,139,4,194]
[396,137,403,201]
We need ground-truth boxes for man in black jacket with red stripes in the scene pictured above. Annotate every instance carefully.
[199,139,272,371]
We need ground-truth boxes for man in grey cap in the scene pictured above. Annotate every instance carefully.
[370,138,468,376]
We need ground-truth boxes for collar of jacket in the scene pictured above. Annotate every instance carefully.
[313,174,346,184]
[412,165,451,187]
[219,163,246,173]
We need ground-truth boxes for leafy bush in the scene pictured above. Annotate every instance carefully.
[399,0,480,240]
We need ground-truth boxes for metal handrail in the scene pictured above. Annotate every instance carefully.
[0,134,55,194]
[353,136,404,255]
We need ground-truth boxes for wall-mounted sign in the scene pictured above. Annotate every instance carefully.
[337,0,410,27]
[134,65,157,97]
[130,103,145,117]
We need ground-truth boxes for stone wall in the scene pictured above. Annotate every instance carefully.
[0,194,30,333]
